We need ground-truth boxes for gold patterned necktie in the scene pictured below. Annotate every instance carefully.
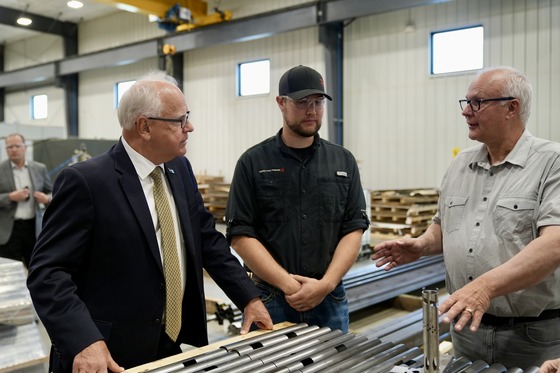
[150,167,183,342]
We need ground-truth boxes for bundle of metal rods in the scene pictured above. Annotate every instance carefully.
[134,321,538,373]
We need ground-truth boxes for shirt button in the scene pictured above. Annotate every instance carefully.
[483,197,487,201]
[302,189,306,194]
[475,222,480,227]
[490,172,494,176]
[514,205,518,209]
[302,215,307,219]
[153,318,162,326]
[469,248,473,253]
[468,276,473,281]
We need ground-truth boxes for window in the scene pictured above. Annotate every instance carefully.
[115,80,136,108]
[31,94,48,119]
[237,59,270,96]
[431,26,484,75]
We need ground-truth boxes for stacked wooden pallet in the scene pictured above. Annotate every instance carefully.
[196,175,230,223]
[370,188,439,246]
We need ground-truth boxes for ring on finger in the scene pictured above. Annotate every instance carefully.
[465,307,474,316]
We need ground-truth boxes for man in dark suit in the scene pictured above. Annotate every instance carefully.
[0,133,52,267]
[27,71,272,373]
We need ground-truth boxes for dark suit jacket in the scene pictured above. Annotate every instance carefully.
[27,140,259,372]
[0,159,53,244]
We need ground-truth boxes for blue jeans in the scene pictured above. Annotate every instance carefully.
[451,317,560,368]
[251,280,349,332]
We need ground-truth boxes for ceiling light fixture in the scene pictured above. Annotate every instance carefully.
[67,1,84,9]
[16,16,32,26]
[17,4,32,26]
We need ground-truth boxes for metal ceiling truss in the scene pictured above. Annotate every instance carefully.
[0,5,77,38]
[0,0,453,89]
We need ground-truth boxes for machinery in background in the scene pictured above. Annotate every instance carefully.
[94,0,233,32]
[47,143,92,178]
[33,138,116,181]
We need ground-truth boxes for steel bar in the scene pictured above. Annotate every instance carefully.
[315,340,397,373]
[367,347,423,373]
[442,356,472,373]
[221,323,314,354]
[482,364,507,373]
[345,344,409,372]
[423,288,439,373]
[242,333,358,373]
[462,360,491,373]
[280,333,369,372]
[207,328,338,373]
[147,349,229,373]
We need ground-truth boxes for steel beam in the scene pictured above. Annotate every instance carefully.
[0,64,56,87]
[0,6,77,38]
[59,40,159,76]
[0,0,456,89]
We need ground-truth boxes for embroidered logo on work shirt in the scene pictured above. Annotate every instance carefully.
[336,171,348,177]
[259,168,285,174]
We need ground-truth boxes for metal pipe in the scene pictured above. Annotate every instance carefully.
[482,363,507,373]
[223,323,317,354]
[313,340,394,373]
[461,360,490,373]
[423,288,439,373]
[343,344,409,373]
[367,347,423,373]
[441,356,471,373]
[146,348,228,373]
[207,328,337,373]
[250,333,360,373]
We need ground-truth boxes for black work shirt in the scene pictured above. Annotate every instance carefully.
[226,129,370,278]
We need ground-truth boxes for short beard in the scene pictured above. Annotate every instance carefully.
[284,113,321,138]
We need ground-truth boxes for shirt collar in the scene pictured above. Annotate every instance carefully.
[469,129,533,170]
[10,160,28,169]
[121,137,163,180]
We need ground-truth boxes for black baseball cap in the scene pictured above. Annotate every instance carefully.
[279,65,332,101]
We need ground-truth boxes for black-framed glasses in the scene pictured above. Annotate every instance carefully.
[283,96,326,110]
[147,111,190,129]
[459,97,515,112]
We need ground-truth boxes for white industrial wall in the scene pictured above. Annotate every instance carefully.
[345,0,560,190]
[3,0,560,191]
[182,28,327,177]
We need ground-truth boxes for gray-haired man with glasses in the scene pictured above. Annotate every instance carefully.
[372,66,560,368]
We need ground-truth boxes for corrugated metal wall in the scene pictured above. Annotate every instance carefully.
[3,0,560,191]
[344,0,560,190]
[183,27,326,177]
[5,34,63,70]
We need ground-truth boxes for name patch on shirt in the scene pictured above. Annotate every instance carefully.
[336,171,348,178]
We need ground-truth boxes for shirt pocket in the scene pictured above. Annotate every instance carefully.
[318,178,350,223]
[493,197,536,244]
[255,177,291,223]
[442,195,468,234]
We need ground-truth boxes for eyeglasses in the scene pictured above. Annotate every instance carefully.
[459,97,515,112]
[284,96,326,110]
[147,111,190,129]
[6,144,25,150]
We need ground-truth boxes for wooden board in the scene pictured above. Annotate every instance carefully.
[124,322,295,373]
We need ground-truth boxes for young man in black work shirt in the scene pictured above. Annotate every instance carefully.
[226,65,369,332]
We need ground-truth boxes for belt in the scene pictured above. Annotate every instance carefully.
[481,308,560,327]
[247,272,269,286]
